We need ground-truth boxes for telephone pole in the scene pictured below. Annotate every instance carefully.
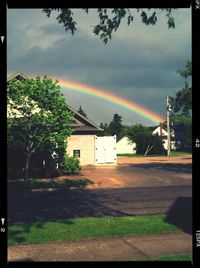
[167,96,171,156]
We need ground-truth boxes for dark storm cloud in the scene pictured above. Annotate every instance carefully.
[7,8,191,125]
[8,29,187,90]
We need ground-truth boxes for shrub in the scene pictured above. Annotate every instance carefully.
[149,134,166,155]
[60,155,81,174]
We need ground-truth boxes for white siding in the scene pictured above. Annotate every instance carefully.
[152,126,168,136]
[116,137,136,154]
[67,135,96,165]
[95,136,117,164]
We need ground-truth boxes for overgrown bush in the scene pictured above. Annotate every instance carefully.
[127,124,165,155]
[60,155,81,174]
[149,134,166,155]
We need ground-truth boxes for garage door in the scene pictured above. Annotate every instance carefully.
[95,136,117,164]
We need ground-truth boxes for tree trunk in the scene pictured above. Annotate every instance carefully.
[25,140,34,180]
[25,154,30,180]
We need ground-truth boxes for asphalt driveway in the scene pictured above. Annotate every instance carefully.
[62,155,192,189]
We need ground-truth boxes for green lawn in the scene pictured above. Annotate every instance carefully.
[117,151,191,158]
[170,151,192,156]
[8,178,93,190]
[139,253,192,261]
[8,214,182,246]
[117,154,137,157]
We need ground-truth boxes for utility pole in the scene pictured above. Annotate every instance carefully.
[167,96,171,156]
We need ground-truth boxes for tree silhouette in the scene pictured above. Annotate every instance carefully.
[43,8,176,44]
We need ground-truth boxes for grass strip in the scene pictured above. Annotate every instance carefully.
[138,253,192,261]
[8,178,93,190]
[117,152,191,158]
[8,214,182,246]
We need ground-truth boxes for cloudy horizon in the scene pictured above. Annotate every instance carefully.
[7,8,191,126]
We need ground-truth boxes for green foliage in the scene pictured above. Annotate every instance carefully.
[177,60,192,79]
[171,114,192,151]
[120,125,131,137]
[78,105,87,118]
[127,124,150,154]
[60,155,81,174]
[166,61,192,152]
[43,8,176,44]
[99,122,110,136]
[149,134,166,155]
[127,124,165,155]
[7,76,73,179]
[172,61,192,116]
[109,113,123,141]
[173,83,192,116]
[99,114,123,141]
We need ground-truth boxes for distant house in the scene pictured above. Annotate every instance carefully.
[116,137,136,155]
[148,125,176,150]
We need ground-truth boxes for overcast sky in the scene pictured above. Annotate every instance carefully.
[7,8,191,126]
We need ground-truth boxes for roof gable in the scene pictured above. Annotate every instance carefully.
[68,106,103,132]
[7,72,28,82]
[152,126,168,136]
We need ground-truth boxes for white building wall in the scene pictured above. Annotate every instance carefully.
[67,135,118,166]
[116,137,136,154]
[67,135,95,165]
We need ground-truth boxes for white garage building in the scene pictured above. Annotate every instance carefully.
[8,72,117,166]
[66,106,117,165]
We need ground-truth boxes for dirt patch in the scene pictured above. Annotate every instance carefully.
[117,155,192,165]
[58,155,192,189]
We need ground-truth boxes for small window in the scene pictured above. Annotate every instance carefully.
[73,150,80,158]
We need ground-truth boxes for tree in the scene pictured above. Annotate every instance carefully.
[177,60,192,79]
[7,76,73,180]
[167,113,192,152]
[168,61,192,151]
[120,124,132,138]
[127,124,165,155]
[171,61,192,116]
[99,122,110,136]
[78,105,87,117]
[43,8,176,44]
[109,113,123,141]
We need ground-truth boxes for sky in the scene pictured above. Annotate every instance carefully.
[7,8,191,126]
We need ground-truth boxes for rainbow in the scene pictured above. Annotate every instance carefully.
[7,73,164,123]
[58,79,164,124]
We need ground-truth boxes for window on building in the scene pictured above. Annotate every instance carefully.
[73,150,80,158]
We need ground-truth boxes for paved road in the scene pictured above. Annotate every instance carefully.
[8,184,192,233]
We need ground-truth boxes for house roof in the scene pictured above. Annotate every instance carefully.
[7,73,103,133]
[148,125,168,132]
[67,105,103,132]
[7,72,28,82]
[148,125,176,138]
